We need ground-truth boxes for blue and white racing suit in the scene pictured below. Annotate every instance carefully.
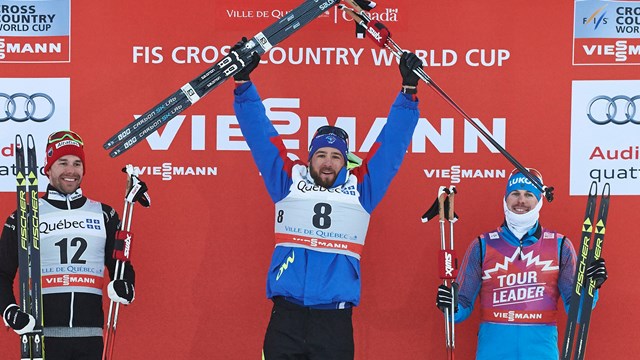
[233,82,419,307]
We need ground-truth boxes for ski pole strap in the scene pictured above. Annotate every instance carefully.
[122,165,151,207]
[113,231,133,262]
[126,175,151,207]
[420,187,459,223]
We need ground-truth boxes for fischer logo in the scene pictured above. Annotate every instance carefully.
[575,233,590,296]
[587,232,604,297]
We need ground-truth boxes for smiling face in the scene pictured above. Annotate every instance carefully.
[46,155,84,194]
[309,147,346,188]
[505,189,539,214]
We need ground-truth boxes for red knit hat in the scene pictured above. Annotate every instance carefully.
[44,130,86,175]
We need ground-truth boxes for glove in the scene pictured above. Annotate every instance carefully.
[3,304,35,335]
[586,258,608,289]
[126,175,150,207]
[354,0,377,11]
[399,51,422,87]
[436,282,459,313]
[231,37,261,82]
[108,280,135,305]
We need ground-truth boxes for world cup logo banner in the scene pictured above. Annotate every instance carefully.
[573,0,640,65]
[0,0,70,63]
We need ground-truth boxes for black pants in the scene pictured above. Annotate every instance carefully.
[44,336,103,360]
[263,297,354,360]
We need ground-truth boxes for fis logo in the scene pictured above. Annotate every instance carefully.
[583,5,608,30]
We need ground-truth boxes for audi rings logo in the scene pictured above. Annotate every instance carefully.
[587,95,640,125]
[0,93,55,122]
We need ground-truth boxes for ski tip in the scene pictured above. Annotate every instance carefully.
[27,134,36,149]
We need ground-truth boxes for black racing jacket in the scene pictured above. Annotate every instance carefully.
[0,185,135,330]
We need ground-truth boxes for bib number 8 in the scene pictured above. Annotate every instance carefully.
[312,203,332,229]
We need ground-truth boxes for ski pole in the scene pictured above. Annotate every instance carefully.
[438,188,453,359]
[339,0,554,202]
[422,186,459,360]
[103,165,150,360]
[446,186,457,359]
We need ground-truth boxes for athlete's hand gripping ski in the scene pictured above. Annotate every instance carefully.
[339,0,554,202]
[421,186,459,360]
[102,165,151,360]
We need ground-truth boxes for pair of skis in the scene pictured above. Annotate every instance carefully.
[103,165,150,360]
[422,186,459,360]
[338,0,554,202]
[15,135,44,360]
[103,0,340,158]
[561,181,610,360]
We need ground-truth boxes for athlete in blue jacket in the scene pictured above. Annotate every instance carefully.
[232,42,422,359]
[436,169,609,360]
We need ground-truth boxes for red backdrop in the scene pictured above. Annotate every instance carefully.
[1,1,638,359]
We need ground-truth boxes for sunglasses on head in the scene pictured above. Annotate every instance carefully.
[314,126,348,141]
[312,125,349,148]
[510,167,543,183]
[48,130,84,145]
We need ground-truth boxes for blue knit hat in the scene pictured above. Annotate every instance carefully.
[308,128,348,162]
[505,170,543,200]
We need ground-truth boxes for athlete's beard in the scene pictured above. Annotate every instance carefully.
[309,164,338,188]
[503,198,543,239]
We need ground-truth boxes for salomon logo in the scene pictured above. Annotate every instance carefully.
[319,0,335,11]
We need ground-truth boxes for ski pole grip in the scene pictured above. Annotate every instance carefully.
[448,188,455,221]
[339,4,367,27]
[439,249,458,280]
[438,191,447,222]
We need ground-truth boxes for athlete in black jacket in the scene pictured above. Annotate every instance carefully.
[1,130,135,360]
